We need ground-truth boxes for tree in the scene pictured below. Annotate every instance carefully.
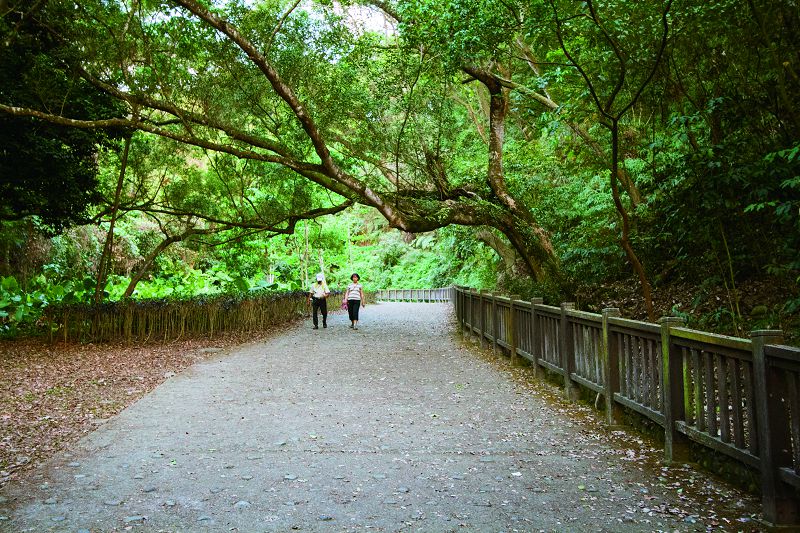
[0,0,562,284]
[0,1,125,232]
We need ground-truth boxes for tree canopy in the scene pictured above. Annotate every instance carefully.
[1,0,798,326]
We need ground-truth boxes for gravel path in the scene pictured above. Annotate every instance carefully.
[0,303,761,532]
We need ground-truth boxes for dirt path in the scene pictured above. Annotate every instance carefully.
[0,303,761,532]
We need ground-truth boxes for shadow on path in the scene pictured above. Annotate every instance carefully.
[0,303,761,532]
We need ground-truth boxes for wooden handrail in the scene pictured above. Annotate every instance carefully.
[452,286,799,526]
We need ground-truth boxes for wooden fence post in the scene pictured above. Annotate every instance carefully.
[560,302,577,400]
[531,297,543,378]
[509,295,520,365]
[602,308,622,425]
[752,329,798,525]
[661,316,689,463]
[490,293,499,354]
[479,289,487,349]
[467,288,475,339]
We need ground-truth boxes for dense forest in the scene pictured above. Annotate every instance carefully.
[1,0,798,341]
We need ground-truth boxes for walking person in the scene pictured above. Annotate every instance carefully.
[345,273,365,330]
[308,273,330,329]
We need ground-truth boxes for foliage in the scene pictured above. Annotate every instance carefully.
[0,0,799,341]
[0,3,125,231]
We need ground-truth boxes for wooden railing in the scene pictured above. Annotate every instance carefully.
[453,286,799,525]
[376,287,452,302]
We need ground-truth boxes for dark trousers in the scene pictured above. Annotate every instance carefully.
[347,299,361,321]
[312,297,327,327]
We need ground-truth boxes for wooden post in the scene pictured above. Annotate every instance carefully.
[479,289,487,349]
[560,302,577,400]
[661,316,689,463]
[490,293,499,354]
[467,288,475,338]
[752,330,797,525]
[509,295,520,365]
[602,308,622,425]
[531,297,543,378]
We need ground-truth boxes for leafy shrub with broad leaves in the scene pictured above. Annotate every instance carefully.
[0,275,96,336]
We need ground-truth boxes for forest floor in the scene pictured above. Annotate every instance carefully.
[0,303,764,532]
[575,276,800,344]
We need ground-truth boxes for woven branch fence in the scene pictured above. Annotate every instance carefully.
[44,290,324,343]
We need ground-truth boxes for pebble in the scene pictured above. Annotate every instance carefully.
[0,516,7,521]
[198,515,213,521]
[124,516,145,523]
[397,487,410,493]
[384,499,398,505]
[319,514,334,521]
[133,474,144,480]
[234,500,251,509]
[67,462,81,468]
[103,500,122,506]
[273,441,288,447]
[44,497,57,505]
[51,516,66,522]
[284,474,297,481]
[246,455,263,460]
[373,473,387,480]
[164,500,176,507]
[142,486,157,493]
[209,487,223,494]
[241,475,253,480]
[479,457,495,463]
[77,529,91,533]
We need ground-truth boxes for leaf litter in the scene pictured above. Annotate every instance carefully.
[0,327,282,488]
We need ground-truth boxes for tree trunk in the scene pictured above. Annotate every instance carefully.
[94,135,131,303]
[610,120,655,320]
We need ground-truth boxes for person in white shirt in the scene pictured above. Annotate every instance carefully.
[345,273,365,330]
[308,273,330,329]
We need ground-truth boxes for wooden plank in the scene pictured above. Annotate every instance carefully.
[683,347,693,426]
[779,468,800,489]
[730,358,745,449]
[718,353,731,444]
[613,393,666,427]
[641,337,649,406]
[592,326,599,381]
[672,327,752,352]
[704,351,717,436]
[619,334,628,397]
[571,373,603,394]
[565,308,602,323]
[603,308,622,426]
[744,360,758,455]
[788,372,800,474]
[676,422,761,469]
[693,348,704,431]
[608,316,661,335]
[633,335,645,405]
[538,358,562,375]
[649,339,658,409]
